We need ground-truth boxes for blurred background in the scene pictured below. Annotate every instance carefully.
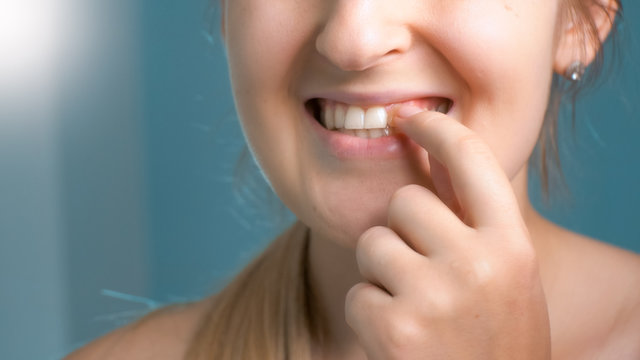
[0,0,638,358]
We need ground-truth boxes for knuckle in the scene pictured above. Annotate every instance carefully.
[345,283,369,318]
[494,230,537,266]
[356,244,378,271]
[449,256,496,288]
[389,184,424,210]
[454,132,483,150]
[468,258,500,288]
[453,133,491,157]
[359,226,387,244]
[456,237,538,290]
[357,227,387,256]
[383,317,423,355]
[510,241,537,264]
[427,290,459,319]
[414,110,446,127]
[344,284,358,307]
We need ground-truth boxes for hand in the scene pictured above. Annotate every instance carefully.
[345,106,551,359]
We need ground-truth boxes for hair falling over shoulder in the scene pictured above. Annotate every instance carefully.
[535,0,622,196]
[185,222,325,360]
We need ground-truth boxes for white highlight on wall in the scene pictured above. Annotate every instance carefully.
[0,0,66,93]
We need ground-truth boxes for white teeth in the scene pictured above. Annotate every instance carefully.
[354,129,368,138]
[344,106,365,129]
[323,103,335,129]
[334,104,346,129]
[337,128,396,139]
[320,99,452,134]
[328,104,387,130]
[369,128,385,139]
[364,106,387,129]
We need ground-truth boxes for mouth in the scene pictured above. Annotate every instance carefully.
[305,97,453,139]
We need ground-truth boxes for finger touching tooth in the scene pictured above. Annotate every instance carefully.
[396,104,425,120]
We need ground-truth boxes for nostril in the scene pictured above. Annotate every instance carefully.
[314,4,410,72]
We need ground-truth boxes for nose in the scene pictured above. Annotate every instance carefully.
[315,0,412,72]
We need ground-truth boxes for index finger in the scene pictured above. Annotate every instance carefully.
[395,105,521,228]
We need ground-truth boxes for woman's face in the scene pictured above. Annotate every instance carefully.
[223,0,563,247]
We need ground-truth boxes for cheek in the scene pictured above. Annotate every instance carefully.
[441,3,558,178]
[224,0,313,205]
[225,0,317,98]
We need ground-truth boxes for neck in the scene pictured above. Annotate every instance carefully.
[307,226,365,359]
[306,165,554,359]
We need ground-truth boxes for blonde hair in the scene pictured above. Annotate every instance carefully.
[535,0,621,195]
[185,222,325,359]
[183,1,621,358]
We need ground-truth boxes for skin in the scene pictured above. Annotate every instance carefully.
[67,0,640,358]
[219,0,640,358]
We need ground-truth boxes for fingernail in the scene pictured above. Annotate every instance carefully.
[396,104,424,119]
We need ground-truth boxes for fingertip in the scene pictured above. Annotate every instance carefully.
[394,105,445,132]
[395,104,424,121]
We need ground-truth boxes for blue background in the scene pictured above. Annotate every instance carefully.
[0,1,638,359]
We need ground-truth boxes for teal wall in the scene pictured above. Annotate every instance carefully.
[139,0,293,305]
[529,14,640,250]
[0,1,638,358]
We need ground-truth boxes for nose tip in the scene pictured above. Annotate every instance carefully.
[315,1,410,71]
[315,31,396,72]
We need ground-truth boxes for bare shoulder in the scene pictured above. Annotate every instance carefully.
[599,295,640,359]
[587,238,640,358]
[65,298,212,360]
[564,229,640,300]
[549,225,640,358]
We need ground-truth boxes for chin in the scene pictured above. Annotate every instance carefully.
[296,165,431,249]
[321,205,389,249]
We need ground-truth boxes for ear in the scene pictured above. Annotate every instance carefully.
[554,0,618,75]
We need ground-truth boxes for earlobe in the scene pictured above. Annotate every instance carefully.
[553,0,618,76]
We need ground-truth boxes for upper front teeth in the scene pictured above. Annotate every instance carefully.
[363,107,387,129]
[324,103,389,130]
[321,100,449,130]
[343,106,388,129]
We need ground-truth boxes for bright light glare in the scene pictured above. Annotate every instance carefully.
[0,0,64,89]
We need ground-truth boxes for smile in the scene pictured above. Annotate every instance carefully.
[305,97,452,139]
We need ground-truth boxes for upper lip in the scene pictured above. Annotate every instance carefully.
[302,90,453,107]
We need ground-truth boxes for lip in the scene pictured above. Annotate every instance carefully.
[303,90,453,107]
[302,91,453,160]
[303,106,421,161]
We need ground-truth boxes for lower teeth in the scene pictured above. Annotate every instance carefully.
[337,127,393,139]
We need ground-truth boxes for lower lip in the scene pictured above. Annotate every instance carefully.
[305,110,414,160]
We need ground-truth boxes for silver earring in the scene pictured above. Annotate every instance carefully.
[565,61,585,82]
